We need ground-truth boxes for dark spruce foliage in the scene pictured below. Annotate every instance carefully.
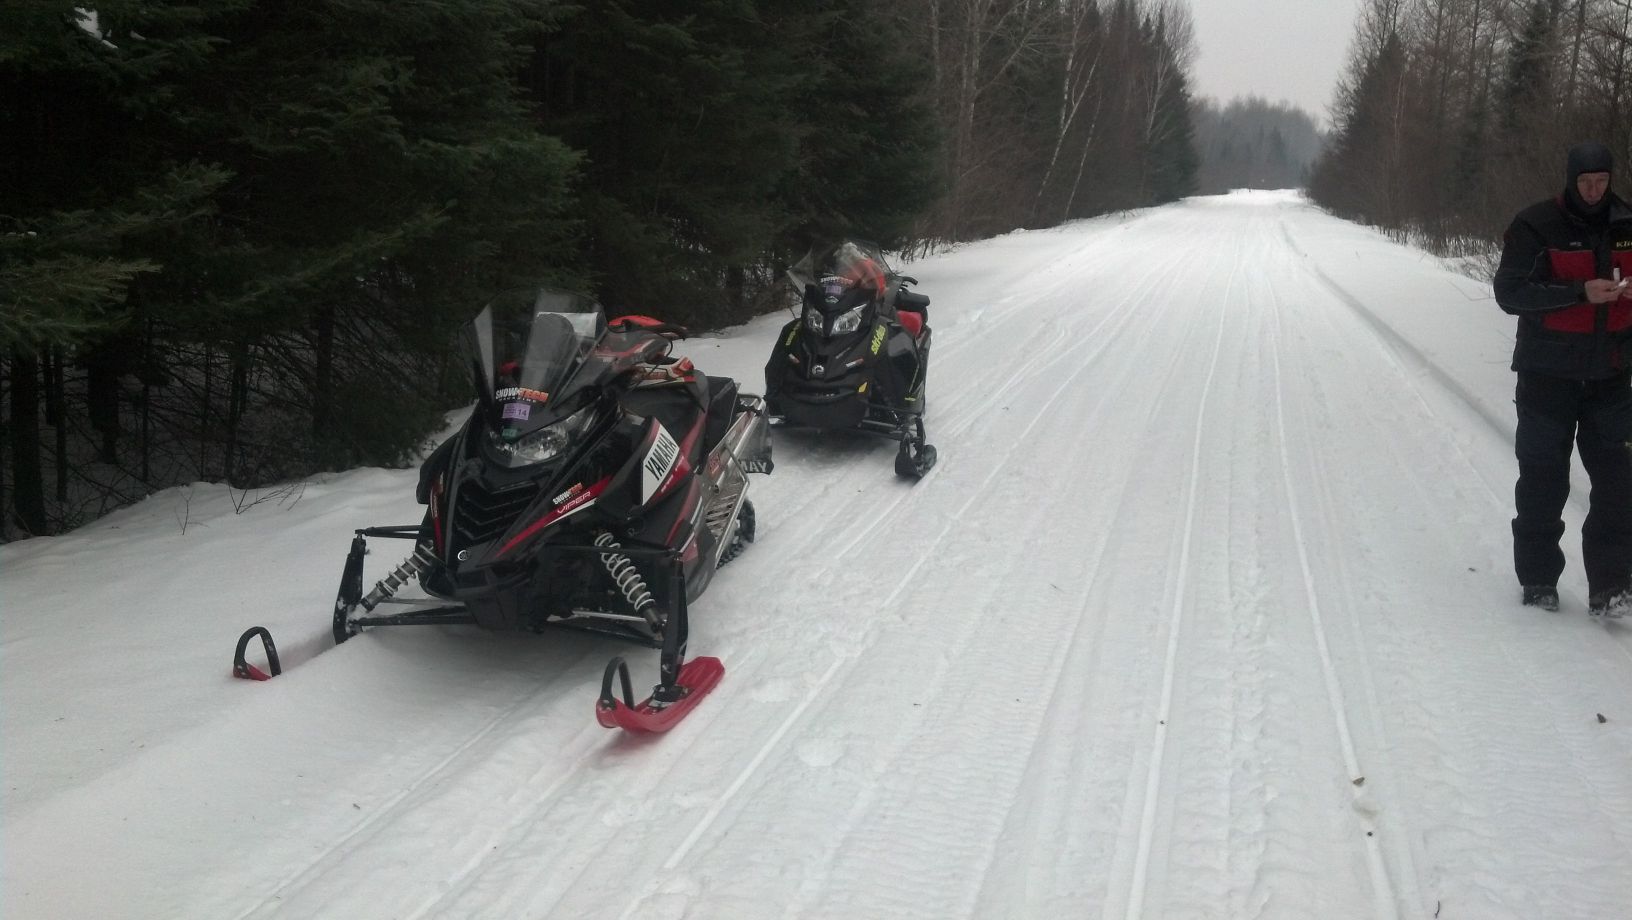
[1,0,1202,538]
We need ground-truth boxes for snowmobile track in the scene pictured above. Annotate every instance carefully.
[1264,265,1410,920]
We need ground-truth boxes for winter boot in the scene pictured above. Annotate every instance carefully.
[1588,585,1631,619]
[1522,585,1560,611]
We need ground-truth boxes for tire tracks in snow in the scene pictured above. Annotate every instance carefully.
[1274,220,1512,442]
[824,243,1169,565]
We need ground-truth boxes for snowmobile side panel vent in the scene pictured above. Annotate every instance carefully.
[452,480,540,547]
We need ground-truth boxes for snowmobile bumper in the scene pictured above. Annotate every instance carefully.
[768,393,936,479]
[769,365,924,435]
[776,388,872,430]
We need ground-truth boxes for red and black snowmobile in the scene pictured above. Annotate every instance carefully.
[329,288,772,732]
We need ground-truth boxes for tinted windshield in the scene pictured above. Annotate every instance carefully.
[460,288,671,438]
[787,239,894,292]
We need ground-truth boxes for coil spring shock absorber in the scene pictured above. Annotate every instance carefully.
[360,544,437,612]
[594,532,662,630]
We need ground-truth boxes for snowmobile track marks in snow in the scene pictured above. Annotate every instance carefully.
[1115,226,1243,920]
[1264,267,1412,920]
[230,647,606,920]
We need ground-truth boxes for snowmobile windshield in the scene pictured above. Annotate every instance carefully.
[787,239,893,297]
[789,240,893,337]
[461,288,674,467]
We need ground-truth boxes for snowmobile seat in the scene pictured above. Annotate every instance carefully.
[897,311,924,339]
[623,377,710,461]
[897,288,930,317]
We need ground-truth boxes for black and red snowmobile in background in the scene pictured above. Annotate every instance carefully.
[764,239,937,478]
[329,288,772,732]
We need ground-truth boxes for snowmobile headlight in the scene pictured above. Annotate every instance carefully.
[489,405,594,467]
[803,307,824,334]
[830,305,866,335]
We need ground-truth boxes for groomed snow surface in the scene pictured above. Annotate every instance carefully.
[5,191,1631,920]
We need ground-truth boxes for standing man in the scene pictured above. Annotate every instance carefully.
[1494,141,1632,618]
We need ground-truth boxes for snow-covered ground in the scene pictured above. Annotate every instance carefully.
[5,190,1631,920]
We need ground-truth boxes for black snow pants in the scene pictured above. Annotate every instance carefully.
[1512,370,1632,596]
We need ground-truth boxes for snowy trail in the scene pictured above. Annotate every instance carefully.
[7,193,1632,920]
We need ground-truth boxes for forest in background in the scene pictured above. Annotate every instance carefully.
[1,0,1203,539]
[1193,97,1324,193]
[1310,0,1632,259]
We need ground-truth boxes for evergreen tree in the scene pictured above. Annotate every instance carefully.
[1146,37,1198,203]
[0,1,243,532]
[1310,30,1406,221]
[771,0,941,252]
[2,0,586,536]
[1449,88,1491,220]
[0,2,237,350]
[524,0,807,325]
[1497,0,1562,140]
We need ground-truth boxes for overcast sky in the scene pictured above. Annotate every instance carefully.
[1189,0,1358,127]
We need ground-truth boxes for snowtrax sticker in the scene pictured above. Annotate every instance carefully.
[495,386,549,403]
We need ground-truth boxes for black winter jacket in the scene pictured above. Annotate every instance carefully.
[1493,193,1632,379]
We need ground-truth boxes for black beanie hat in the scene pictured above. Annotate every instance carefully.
[1567,141,1614,183]
[1564,141,1614,218]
